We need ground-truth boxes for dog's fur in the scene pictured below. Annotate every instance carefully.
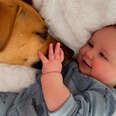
[0,0,55,67]
[0,0,74,92]
[0,0,56,92]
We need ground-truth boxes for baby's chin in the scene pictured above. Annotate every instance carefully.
[79,66,111,86]
[78,65,92,76]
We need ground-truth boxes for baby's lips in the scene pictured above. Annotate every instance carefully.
[83,58,92,68]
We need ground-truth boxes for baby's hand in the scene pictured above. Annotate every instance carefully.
[38,42,64,74]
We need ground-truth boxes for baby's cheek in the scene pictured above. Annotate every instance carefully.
[91,59,113,83]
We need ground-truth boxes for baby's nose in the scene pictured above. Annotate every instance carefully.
[85,49,95,60]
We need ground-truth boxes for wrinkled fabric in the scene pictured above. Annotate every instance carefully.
[0,71,49,116]
[0,62,116,116]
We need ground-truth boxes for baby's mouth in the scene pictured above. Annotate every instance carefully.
[82,59,92,68]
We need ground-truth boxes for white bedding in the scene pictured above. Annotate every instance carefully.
[33,0,116,55]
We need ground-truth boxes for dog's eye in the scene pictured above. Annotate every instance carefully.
[24,58,28,61]
[34,32,48,40]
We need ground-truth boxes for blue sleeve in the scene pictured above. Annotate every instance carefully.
[49,94,77,116]
[49,87,116,116]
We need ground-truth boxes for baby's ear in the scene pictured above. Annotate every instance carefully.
[0,1,17,50]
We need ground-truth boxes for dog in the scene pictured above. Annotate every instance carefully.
[0,0,57,92]
[0,0,74,92]
[0,0,56,67]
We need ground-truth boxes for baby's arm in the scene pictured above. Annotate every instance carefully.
[38,43,70,112]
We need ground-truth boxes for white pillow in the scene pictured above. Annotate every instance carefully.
[33,0,116,55]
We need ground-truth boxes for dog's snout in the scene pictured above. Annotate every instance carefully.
[31,61,42,69]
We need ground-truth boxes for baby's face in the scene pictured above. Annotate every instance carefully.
[78,27,116,87]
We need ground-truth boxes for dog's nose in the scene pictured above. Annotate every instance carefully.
[34,32,48,40]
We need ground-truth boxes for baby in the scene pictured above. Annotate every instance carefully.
[38,25,116,115]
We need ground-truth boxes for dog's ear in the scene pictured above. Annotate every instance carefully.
[0,1,17,50]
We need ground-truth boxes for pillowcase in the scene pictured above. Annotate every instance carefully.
[33,0,116,55]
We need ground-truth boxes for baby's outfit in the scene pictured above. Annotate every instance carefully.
[0,61,116,116]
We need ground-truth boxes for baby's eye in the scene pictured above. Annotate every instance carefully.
[99,52,107,60]
[88,42,94,48]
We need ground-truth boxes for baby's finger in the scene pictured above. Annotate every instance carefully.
[55,42,60,59]
[38,51,48,64]
[48,43,54,60]
[60,48,64,62]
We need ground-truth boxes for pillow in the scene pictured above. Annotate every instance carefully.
[33,0,116,55]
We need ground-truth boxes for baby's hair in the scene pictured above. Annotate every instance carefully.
[106,24,116,89]
[90,24,116,40]
[105,24,116,28]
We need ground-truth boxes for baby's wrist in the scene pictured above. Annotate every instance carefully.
[42,71,61,75]
[41,71,63,87]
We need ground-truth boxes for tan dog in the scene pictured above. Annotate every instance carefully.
[0,0,55,67]
[0,0,73,92]
[0,0,56,92]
